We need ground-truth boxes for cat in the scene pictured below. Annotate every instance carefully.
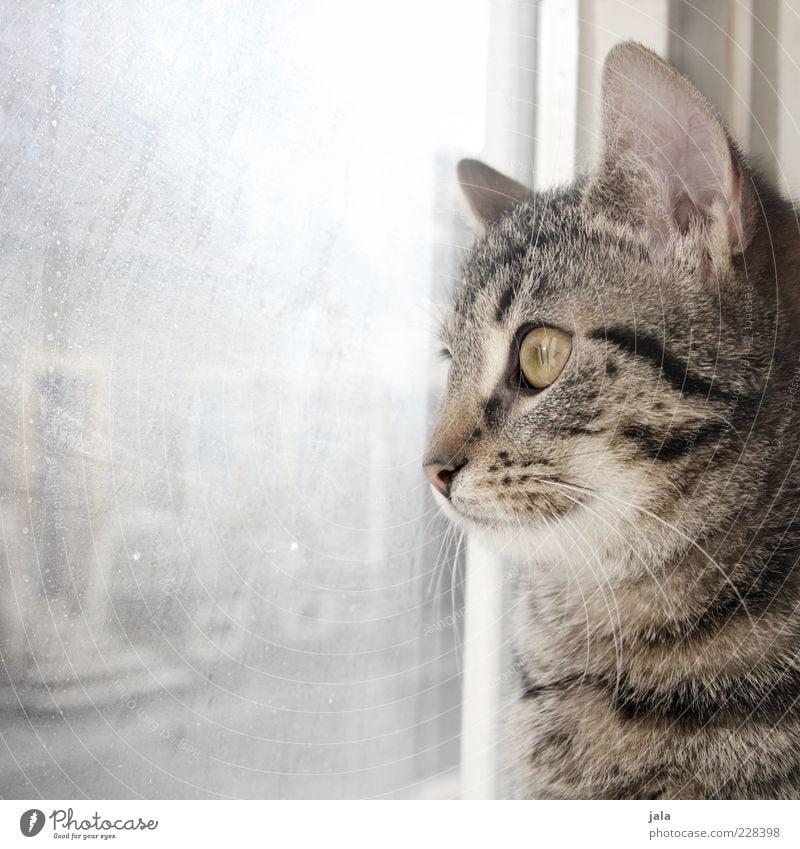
[424,41,800,799]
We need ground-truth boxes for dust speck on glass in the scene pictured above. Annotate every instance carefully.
[0,0,488,798]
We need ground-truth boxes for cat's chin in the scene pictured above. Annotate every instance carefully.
[431,487,515,532]
[431,486,582,557]
[431,491,490,531]
[441,512,582,568]
[432,485,627,572]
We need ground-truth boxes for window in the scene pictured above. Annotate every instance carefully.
[0,0,488,799]
[1,0,797,801]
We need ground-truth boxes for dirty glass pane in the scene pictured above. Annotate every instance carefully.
[0,0,487,798]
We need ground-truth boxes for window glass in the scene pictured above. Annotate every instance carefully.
[0,0,488,798]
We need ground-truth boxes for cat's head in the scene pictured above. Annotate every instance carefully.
[424,42,791,571]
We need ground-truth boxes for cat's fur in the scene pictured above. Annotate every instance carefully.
[425,42,800,798]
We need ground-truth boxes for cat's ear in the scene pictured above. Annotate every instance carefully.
[457,159,531,227]
[592,41,753,261]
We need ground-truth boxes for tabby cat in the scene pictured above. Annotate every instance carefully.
[424,42,800,799]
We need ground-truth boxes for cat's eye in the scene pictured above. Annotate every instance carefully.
[519,326,572,389]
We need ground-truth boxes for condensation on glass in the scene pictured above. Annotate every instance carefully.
[0,0,488,798]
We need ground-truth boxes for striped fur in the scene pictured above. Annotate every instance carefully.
[426,44,800,798]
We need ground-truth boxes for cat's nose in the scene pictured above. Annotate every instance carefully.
[424,458,466,498]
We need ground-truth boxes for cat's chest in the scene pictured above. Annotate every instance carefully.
[510,560,626,684]
[494,502,639,588]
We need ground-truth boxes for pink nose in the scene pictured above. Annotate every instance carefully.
[423,459,465,498]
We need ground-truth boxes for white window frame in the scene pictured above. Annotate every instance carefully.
[458,0,670,799]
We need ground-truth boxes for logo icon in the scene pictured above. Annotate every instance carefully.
[19,809,45,837]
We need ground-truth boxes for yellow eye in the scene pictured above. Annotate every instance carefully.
[519,326,572,389]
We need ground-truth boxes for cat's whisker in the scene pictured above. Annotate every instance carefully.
[547,501,626,699]
[533,506,596,672]
[423,517,456,603]
[542,479,758,635]
[526,479,734,661]
[426,515,454,597]
[439,524,462,601]
[450,528,467,674]
[546,487,688,700]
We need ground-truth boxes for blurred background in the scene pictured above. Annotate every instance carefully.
[0,0,798,799]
